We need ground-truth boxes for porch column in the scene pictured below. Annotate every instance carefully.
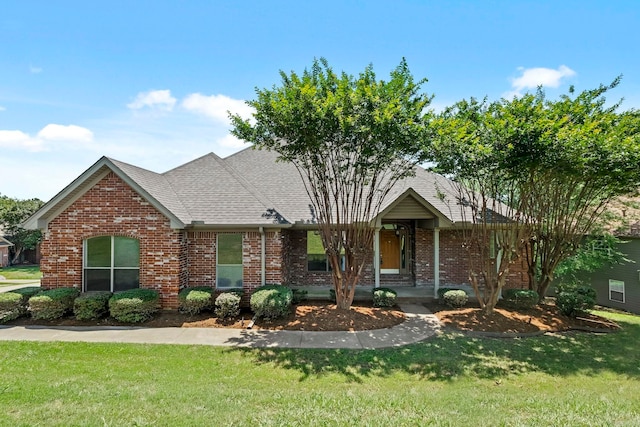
[433,227,440,297]
[373,226,381,288]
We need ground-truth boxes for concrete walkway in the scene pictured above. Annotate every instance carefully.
[0,304,441,349]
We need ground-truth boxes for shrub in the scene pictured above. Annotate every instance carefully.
[291,289,308,304]
[0,292,24,323]
[555,283,597,317]
[214,292,241,319]
[250,284,292,320]
[442,290,468,308]
[179,286,214,315]
[437,287,459,300]
[0,287,41,322]
[502,289,539,309]
[109,289,160,323]
[74,291,112,320]
[372,287,397,308]
[329,288,336,303]
[29,287,80,320]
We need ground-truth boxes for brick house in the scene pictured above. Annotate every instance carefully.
[0,236,12,268]
[24,147,528,309]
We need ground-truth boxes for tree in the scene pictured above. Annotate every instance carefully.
[432,79,640,306]
[432,98,532,314]
[231,58,432,309]
[0,195,44,264]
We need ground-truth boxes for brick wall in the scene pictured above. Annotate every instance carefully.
[185,230,284,298]
[40,172,185,309]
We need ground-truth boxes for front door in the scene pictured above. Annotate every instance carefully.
[380,229,401,273]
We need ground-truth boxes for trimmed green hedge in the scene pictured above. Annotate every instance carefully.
[109,289,160,323]
[437,287,462,300]
[291,289,308,304]
[556,283,597,317]
[29,287,80,320]
[179,286,214,315]
[0,292,24,323]
[250,284,292,320]
[442,290,468,308]
[502,289,539,309]
[372,287,397,308]
[74,291,112,320]
[214,292,241,319]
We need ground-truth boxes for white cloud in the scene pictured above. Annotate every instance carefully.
[506,65,576,98]
[127,89,177,111]
[29,65,43,74]
[0,130,44,151]
[182,93,253,124]
[37,124,94,142]
[0,106,6,111]
[218,133,249,149]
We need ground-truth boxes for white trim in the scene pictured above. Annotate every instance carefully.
[381,268,400,274]
[374,227,381,288]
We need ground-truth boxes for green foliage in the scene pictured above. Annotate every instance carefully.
[501,289,539,309]
[109,289,159,323]
[250,284,292,319]
[291,289,308,304]
[0,292,24,322]
[329,288,336,303]
[0,195,44,264]
[555,234,631,283]
[231,58,433,310]
[372,287,397,308]
[555,283,597,317]
[11,286,42,300]
[214,292,241,319]
[29,287,80,320]
[437,287,460,300]
[442,290,468,308]
[178,286,214,315]
[73,291,112,320]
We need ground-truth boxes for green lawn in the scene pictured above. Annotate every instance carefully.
[0,265,42,280]
[0,311,639,426]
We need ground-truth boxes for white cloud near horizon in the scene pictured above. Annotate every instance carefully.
[0,124,94,152]
[127,89,177,111]
[181,93,253,124]
[37,124,94,142]
[505,65,576,98]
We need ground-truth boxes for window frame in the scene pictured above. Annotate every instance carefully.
[216,233,244,289]
[83,236,140,292]
[306,230,345,272]
[608,279,625,303]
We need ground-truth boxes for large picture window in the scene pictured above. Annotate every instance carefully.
[217,233,243,288]
[307,231,344,272]
[84,236,140,292]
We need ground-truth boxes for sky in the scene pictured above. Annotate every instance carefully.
[1,0,639,201]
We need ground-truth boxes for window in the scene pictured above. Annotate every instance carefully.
[217,233,243,288]
[307,231,344,272]
[84,236,140,292]
[609,279,625,303]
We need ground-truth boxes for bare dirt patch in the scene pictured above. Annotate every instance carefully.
[6,302,406,332]
[426,300,620,333]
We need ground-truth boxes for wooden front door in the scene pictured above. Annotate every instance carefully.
[380,229,401,273]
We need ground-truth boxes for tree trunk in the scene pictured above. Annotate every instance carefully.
[10,246,23,265]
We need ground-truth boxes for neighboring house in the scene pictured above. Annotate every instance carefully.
[24,148,528,309]
[0,236,13,268]
[582,197,640,314]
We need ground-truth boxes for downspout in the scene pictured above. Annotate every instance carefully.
[434,227,440,298]
[259,227,266,286]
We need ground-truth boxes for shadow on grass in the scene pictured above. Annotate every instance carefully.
[227,315,640,383]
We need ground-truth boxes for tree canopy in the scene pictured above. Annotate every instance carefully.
[0,195,44,264]
[231,58,433,309]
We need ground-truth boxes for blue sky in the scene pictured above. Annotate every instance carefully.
[2,0,639,201]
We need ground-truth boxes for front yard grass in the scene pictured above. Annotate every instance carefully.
[0,265,42,280]
[0,310,639,426]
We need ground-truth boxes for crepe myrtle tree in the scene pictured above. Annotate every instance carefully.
[432,78,640,306]
[231,58,433,310]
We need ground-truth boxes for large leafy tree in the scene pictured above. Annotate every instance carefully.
[0,195,44,264]
[432,79,640,306]
[231,58,432,309]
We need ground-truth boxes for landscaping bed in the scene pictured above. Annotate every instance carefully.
[5,301,406,331]
[427,300,620,333]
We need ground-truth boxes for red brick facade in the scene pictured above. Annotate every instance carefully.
[40,172,185,308]
[40,173,527,309]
